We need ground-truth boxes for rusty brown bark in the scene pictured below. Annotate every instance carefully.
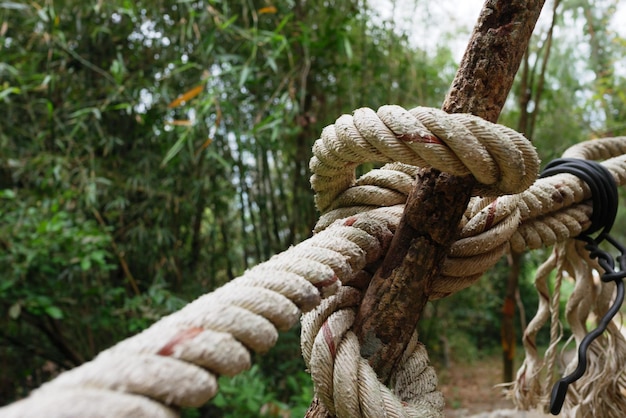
[442,0,547,122]
[306,1,545,416]
[352,169,473,380]
[352,0,546,385]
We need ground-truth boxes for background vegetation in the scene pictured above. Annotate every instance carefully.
[1,0,626,416]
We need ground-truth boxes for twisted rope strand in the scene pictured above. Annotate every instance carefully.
[0,217,393,417]
[301,288,445,418]
[312,110,625,302]
[311,105,538,213]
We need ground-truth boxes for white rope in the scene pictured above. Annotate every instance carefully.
[3,103,626,418]
[0,215,394,417]
[301,287,445,417]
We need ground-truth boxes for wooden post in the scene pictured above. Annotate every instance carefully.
[306,1,546,415]
[352,0,546,383]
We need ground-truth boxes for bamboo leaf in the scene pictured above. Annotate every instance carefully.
[45,306,64,319]
[161,134,189,166]
[219,15,238,30]
[166,119,193,126]
[343,36,353,60]
[167,84,205,108]
[239,65,251,87]
[274,14,291,33]
[0,2,30,10]
[259,6,277,14]
[0,86,20,100]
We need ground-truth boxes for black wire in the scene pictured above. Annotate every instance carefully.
[549,263,625,414]
[537,158,624,415]
[540,158,618,240]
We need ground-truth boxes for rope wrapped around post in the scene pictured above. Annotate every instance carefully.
[2,104,626,418]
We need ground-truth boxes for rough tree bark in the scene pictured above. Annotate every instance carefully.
[353,0,546,382]
[306,1,546,416]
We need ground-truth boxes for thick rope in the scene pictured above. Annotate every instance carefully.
[2,103,625,417]
[0,214,395,417]
[301,287,445,418]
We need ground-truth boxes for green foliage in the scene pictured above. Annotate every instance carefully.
[208,365,312,417]
[197,327,313,417]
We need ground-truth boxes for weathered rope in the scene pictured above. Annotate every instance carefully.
[306,110,626,416]
[311,106,539,213]
[0,215,395,417]
[301,286,445,418]
[508,145,626,417]
[2,103,625,418]
[510,240,626,417]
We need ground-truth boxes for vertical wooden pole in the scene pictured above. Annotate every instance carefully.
[307,1,546,415]
[352,0,546,383]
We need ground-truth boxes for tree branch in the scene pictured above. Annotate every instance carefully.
[306,2,546,415]
[442,0,547,122]
[353,0,546,384]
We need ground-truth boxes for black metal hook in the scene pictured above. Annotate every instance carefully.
[549,235,626,415]
[538,158,625,415]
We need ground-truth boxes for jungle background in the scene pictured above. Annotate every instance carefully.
[2,0,626,416]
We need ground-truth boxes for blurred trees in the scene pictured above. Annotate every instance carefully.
[2,0,626,414]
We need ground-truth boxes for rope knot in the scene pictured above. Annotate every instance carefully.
[310,105,540,214]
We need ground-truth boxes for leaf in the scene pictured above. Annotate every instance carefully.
[45,306,64,319]
[0,86,20,100]
[9,303,20,319]
[0,2,29,10]
[219,15,238,30]
[166,119,193,126]
[0,189,16,199]
[239,65,251,88]
[167,84,205,109]
[343,36,353,60]
[69,107,101,119]
[80,257,92,271]
[91,250,109,266]
[0,63,19,76]
[212,393,227,408]
[258,6,277,14]
[253,116,282,133]
[274,14,292,33]
[207,149,232,170]
[161,134,189,166]
[33,74,51,92]
[266,56,277,72]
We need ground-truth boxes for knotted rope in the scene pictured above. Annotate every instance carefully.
[2,104,625,418]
